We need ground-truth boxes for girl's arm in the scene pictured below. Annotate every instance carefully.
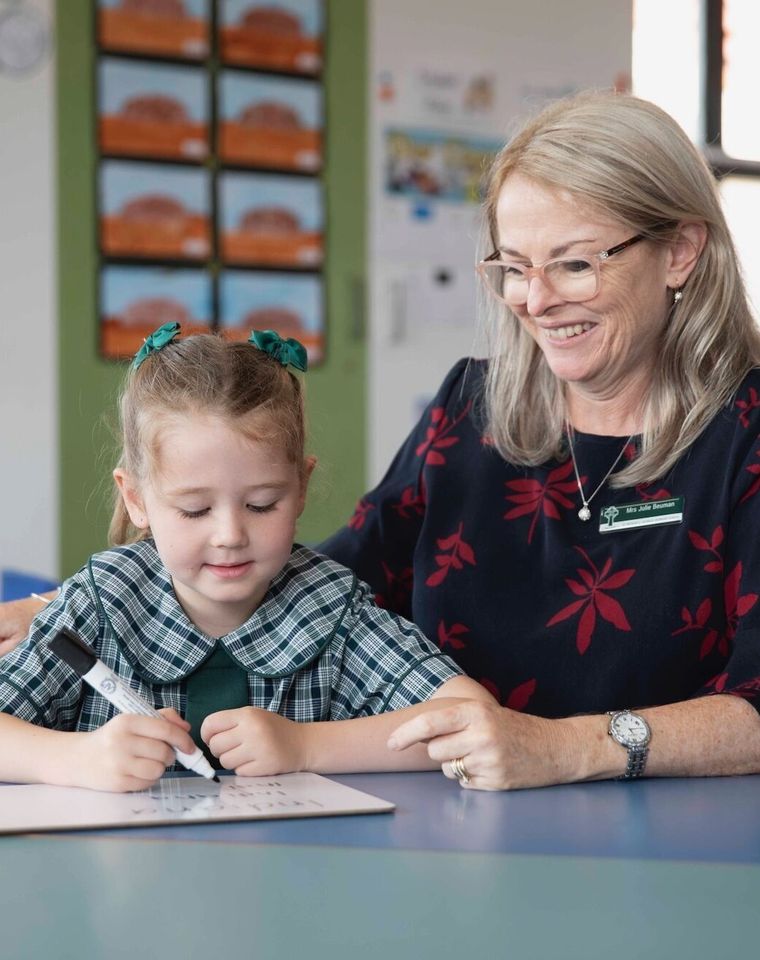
[0,710,197,792]
[201,675,495,776]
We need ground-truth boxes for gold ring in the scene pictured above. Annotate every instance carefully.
[450,756,471,785]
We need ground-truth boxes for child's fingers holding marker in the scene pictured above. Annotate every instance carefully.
[71,718,172,792]
[156,706,191,730]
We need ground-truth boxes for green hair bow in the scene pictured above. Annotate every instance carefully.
[132,322,182,370]
[248,329,308,372]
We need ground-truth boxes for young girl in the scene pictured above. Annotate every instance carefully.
[0,324,491,792]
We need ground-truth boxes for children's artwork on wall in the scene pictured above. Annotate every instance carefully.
[100,265,212,358]
[99,58,208,161]
[97,0,210,61]
[384,128,501,203]
[219,171,323,268]
[220,270,324,364]
[219,0,323,75]
[94,1,327,363]
[99,160,211,260]
[219,71,322,171]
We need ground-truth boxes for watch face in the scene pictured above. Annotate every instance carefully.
[611,712,649,745]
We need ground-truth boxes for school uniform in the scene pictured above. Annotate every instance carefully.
[0,541,461,763]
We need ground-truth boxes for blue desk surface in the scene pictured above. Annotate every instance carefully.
[2,772,760,959]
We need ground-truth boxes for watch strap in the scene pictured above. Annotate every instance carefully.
[607,710,651,780]
[619,744,648,780]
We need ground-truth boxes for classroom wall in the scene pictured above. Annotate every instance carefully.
[1,0,635,582]
[367,0,633,481]
[0,0,58,580]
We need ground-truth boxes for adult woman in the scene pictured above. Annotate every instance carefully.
[4,93,760,788]
[324,92,760,789]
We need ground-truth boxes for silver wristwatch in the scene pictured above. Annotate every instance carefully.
[607,710,651,779]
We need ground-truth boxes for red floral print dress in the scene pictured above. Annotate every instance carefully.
[320,359,760,717]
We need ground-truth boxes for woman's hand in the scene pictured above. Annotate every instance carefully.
[387,700,584,791]
[0,597,40,657]
[69,708,194,793]
[201,707,306,776]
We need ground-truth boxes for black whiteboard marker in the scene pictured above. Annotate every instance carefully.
[49,627,219,783]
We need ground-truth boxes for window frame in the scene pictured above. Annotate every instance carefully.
[703,0,760,178]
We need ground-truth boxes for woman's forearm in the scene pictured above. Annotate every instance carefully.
[564,693,760,781]
[387,692,760,790]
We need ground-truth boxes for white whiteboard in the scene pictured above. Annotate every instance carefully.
[0,773,394,835]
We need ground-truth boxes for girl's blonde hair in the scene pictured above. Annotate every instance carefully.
[109,333,306,545]
[480,91,760,486]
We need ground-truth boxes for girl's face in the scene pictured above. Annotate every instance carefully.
[115,412,312,637]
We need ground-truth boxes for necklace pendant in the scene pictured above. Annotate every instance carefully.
[578,505,592,522]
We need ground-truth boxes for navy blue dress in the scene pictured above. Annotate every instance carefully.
[320,359,760,718]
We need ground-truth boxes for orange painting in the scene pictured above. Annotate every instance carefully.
[99,0,209,60]
[220,5,321,74]
[101,95,208,161]
[102,194,210,260]
[222,206,321,267]
[219,101,320,171]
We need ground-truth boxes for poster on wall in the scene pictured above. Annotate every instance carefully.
[100,265,212,359]
[218,71,322,171]
[219,171,323,268]
[385,128,501,203]
[219,270,324,364]
[219,0,323,75]
[98,58,209,161]
[93,0,328,364]
[99,160,212,260]
[97,0,210,61]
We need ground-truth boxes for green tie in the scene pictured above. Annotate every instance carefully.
[184,645,249,769]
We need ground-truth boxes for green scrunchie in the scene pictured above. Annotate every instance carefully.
[248,329,308,373]
[132,321,182,371]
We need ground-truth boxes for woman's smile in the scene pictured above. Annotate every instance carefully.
[541,321,595,342]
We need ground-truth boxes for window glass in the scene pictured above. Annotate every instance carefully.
[632,0,702,142]
[721,0,760,159]
[720,177,760,320]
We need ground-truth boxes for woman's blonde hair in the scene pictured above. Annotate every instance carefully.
[109,333,307,545]
[480,91,760,486]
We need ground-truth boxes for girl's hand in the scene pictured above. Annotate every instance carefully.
[69,708,195,793]
[201,708,306,776]
[387,700,582,791]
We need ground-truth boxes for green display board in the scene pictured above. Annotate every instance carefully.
[57,0,367,576]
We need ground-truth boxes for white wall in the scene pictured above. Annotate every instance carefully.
[368,0,633,481]
[0,0,58,579]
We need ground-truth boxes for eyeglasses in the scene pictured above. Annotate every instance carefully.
[476,234,645,306]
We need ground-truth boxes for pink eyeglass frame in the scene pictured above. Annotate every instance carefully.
[476,233,645,305]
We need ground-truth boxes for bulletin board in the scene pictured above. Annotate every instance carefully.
[94,0,326,365]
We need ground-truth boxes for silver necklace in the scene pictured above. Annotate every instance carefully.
[567,427,634,522]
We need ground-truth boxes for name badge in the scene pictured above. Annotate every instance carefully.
[599,496,684,533]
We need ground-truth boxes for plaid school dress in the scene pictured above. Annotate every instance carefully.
[0,541,461,737]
